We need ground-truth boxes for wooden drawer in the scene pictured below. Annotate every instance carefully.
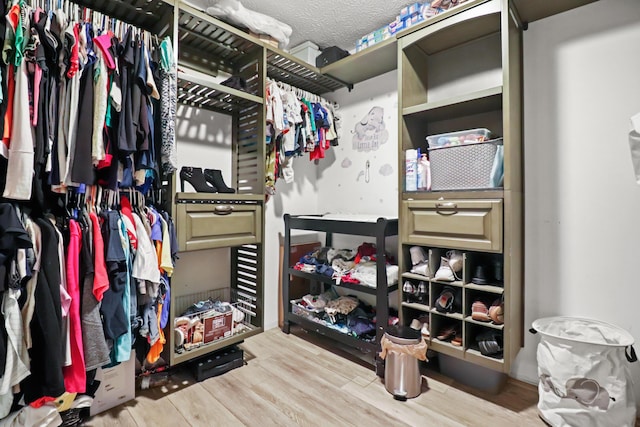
[402,199,502,252]
[177,202,262,251]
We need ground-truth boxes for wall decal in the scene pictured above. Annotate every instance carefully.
[352,106,389,152]
[379,163,393,177]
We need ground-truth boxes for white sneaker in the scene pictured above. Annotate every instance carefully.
[434,257,455,281]
[409,246,428,266]
[410,261,431,277]
[446,250,463,275]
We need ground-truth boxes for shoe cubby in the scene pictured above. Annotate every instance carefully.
[399,242,511,372]
[430,316,463,356]
[465,252,504,289]
[465,288,504,329]
[402,278,430,308]
[430,282,464,319]
[465,323,504,368]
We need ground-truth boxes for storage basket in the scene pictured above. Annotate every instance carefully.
[428,138,503,191]
[174,289,254,354]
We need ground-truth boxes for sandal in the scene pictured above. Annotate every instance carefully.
[451,333,462,347]
[436,325,456,341]
[488,298,504,325]
[471,299,491,322]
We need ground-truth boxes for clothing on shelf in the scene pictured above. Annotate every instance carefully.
[293,243,398,288]
[265,78,340,195]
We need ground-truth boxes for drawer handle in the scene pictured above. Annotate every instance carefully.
[214,205,234,215]
[435,202,458,210]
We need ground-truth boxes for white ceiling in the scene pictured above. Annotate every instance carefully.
[240,0,412,51]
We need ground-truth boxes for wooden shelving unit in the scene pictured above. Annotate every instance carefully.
[396,0,522,375]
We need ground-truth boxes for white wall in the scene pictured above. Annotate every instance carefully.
[313,0,640,398]
[320,70,399,218]
[513,0,640,395]
[263,159,319,329]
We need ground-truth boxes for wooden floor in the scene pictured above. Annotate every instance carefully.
[86,327,544,427]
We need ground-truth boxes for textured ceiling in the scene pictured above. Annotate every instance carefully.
[239,0,413,51]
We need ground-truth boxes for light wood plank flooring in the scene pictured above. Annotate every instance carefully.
[86,327,544,427]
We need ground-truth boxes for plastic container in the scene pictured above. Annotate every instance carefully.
[290,41,320,66]
[426,128,493,148]
[428,138,503,191]
[439,354,507,393]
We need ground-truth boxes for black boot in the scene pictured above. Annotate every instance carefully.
[204,169,235,193]
[179,167,217,193]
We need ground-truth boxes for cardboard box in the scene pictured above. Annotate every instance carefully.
[289,41,321,66]
[400,2,421,18]
[203,311,233,343]
[90,352,136,416]
[249,31,279,48]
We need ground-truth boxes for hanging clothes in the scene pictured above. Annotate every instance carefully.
[62,219,85,393]
[21,217,65,405]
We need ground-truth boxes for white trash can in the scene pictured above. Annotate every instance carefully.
[531,317,637,427]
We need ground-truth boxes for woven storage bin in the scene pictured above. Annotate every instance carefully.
[428,138,503,191]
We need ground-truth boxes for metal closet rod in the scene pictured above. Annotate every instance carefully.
[268,77,335,106]
[35,0,164,45]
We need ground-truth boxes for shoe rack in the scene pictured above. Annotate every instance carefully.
[402,247,506,370]
[396,0,523,374]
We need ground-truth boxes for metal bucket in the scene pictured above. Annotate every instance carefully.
[384,326,422,400]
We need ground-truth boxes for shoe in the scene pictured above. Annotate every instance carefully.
[403,281,416,303]
[446,250,463,276]
[410,261,431,277]
[416,281,428,304]
[421,323,430,339]
[471,299,491,322]
[409,246,428,266]
[409,318,422,330]
[451,333,462,347]
[489,298,504,325]
[476,331,503,357]
[434,257,455,281]
[434,287,461,313]
[221,75,248,91]
[436,325,456,341]
[180,167,217,193]
[493,258,503,284]
[471,265,489,285]
[204,169,236,193]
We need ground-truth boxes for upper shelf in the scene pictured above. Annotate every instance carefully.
[70,0,173,35]
[266,47,348,95]
[177,3,263,74]
[512,0,598,25]
[320,38,398,86]
[401,0,502,55]
[177,66,263,114]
